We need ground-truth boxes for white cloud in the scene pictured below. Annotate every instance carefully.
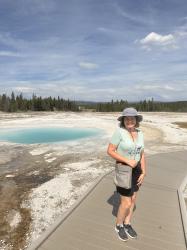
[78,62,99,70]
[4,81,88,99]
[139,32,177,50]
[140,32,174,45]
[0,32,27,50]
[97,27,110,33]
[1,78,186,102]
[135,84,176,91]
[0,32,60,54]
[113,2,148,25]
[0,51,24,57]
[181,16,187,21]
[176,31,187,37]
[13,86,36,93]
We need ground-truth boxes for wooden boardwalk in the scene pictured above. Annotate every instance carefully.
[28,151,187,250]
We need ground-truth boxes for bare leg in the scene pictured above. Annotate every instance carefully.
[116,195,132,225]
[124,192,138,224]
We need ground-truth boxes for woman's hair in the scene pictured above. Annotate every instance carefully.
[119,116,140,128]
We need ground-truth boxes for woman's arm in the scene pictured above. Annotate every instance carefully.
[137,151,146,186]
[140,151,146,175]
[107,143,137,168]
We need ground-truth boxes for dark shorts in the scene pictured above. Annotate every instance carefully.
[116,163,142,197]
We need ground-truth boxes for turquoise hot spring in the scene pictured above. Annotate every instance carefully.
[0,127,101,144]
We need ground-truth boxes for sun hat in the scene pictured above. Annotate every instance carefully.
[117,107,143,122]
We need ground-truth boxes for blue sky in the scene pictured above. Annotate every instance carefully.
[0,0,187,102]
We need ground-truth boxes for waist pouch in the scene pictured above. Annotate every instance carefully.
[114,162,132,189]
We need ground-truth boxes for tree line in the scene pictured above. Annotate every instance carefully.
[0,93,187,112]
[134,99,187,112]
[0,93,79,112]
[81,98,187,112]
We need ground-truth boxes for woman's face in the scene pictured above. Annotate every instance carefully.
[124,116,136,129]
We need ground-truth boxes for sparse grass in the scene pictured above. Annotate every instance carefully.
[173,122,187,129]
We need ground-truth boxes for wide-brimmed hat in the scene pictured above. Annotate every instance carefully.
[117,107,143,122]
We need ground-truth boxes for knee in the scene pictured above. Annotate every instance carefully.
[120,199,132,210]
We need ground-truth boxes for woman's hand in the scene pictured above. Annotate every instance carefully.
[137,173,146,186]
[127,159,138,168]
[107,144,137,167]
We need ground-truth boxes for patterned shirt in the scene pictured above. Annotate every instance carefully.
[110,127,144,162]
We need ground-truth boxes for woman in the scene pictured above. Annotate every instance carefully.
[107,107,146,241]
